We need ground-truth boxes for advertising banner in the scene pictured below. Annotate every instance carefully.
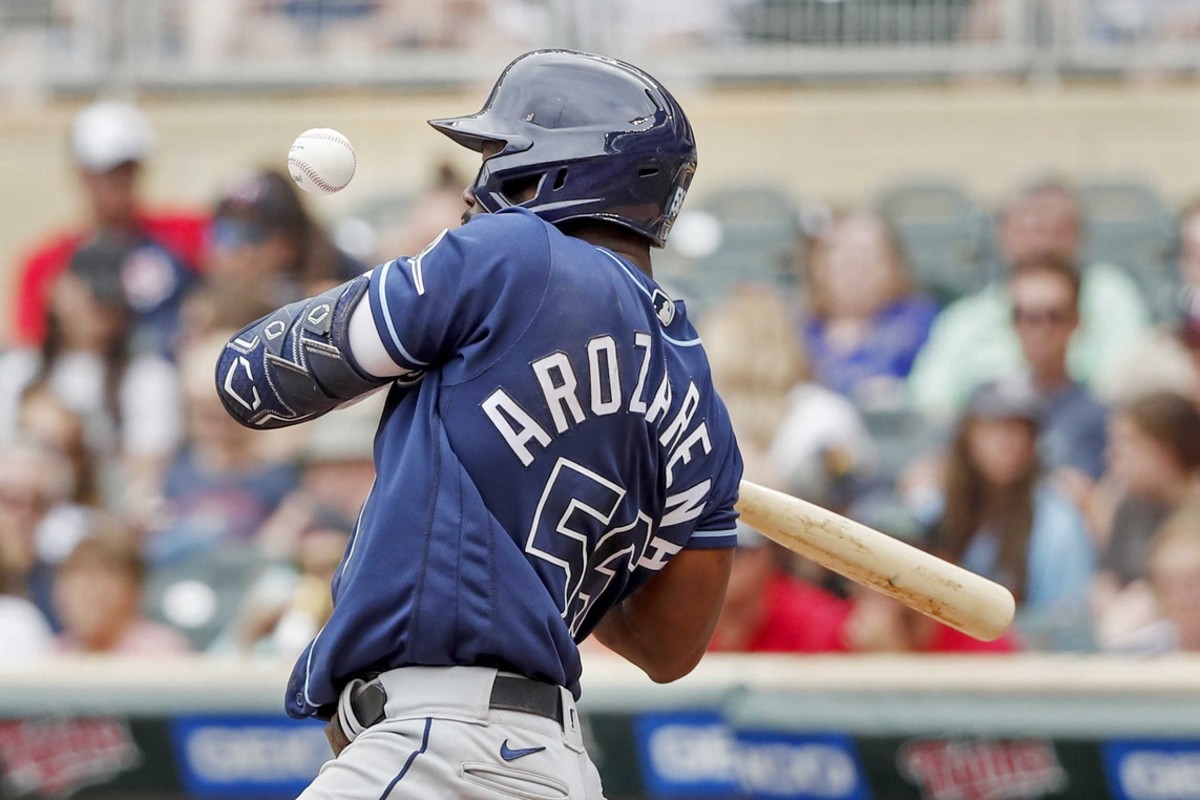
[169,715,328,797]
[1,710,1199,799]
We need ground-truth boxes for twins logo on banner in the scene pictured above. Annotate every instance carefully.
[632,710,868,799]
[898,738,1068,800]
[0,717,141,798]
[1103,740,1200,800]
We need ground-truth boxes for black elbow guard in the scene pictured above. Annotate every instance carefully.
[216,274,391,429]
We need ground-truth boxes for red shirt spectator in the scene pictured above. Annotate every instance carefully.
[712,571,851,653]
[11,101,207,346]
[709,530,851,653]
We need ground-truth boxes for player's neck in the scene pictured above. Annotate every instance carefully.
[561,221,653,277]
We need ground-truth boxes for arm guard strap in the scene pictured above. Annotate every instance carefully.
[215,275,393,429]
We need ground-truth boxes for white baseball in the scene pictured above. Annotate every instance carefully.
[287,128,356,195]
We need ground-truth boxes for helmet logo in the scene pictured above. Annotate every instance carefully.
[666,185,687,221]
[652,288,676,327]
[660,183,690,241]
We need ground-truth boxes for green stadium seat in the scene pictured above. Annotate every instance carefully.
[659,184,803,316]
[1076,177,1180,323]
[858,402,939,484]
[874,178,992,303]
[142,546,276,652]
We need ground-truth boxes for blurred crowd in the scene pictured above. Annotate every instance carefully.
[7,0,1200,71]
[1,99,1198,668]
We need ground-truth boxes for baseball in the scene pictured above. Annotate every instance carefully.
[287,128,356,195]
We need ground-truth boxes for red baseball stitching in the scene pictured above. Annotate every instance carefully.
[289,129,356,192]
[289,156,346,192]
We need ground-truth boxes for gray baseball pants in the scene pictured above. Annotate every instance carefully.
[297,665,607,799]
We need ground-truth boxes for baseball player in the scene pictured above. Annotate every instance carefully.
[216,49,743,798]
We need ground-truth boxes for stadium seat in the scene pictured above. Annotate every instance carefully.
[1076,177,1181,323]
[738,0,975,44]
[660,184,803,315]
[142,546,276,652]
[332,190,415,264]
[874,178,993,303]
[857,402,939,485]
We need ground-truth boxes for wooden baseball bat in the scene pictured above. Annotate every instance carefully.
[735,480,1016,642]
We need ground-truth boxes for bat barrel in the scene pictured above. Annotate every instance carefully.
[735,480,1016,642]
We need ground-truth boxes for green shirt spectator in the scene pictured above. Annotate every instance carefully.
[906,177,1150,421]
[908,261,1148,420]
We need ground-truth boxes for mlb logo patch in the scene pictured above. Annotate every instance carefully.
[652,289,676,327]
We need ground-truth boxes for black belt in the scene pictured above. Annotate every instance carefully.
[489,675,564,724]
[349,674,564,730]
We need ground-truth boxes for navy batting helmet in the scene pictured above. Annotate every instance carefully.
[429,49,697,248]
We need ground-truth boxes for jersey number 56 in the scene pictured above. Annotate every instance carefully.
[525,458,662,638]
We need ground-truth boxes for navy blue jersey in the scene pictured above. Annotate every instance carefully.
[287,207,742,719]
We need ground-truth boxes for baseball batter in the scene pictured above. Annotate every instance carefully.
[216,49,743,799]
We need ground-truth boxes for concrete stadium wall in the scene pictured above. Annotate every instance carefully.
[2,81,1199,338]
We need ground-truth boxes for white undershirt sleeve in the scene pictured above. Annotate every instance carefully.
[348,290,409,379]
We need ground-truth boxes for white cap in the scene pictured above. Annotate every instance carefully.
[70,100,155,173]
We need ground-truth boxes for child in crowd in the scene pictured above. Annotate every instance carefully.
[1090,392,1200,646]
[0,510,53,665]
[0,439,92,629]
[54,529,191,656]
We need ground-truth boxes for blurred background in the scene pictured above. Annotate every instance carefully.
[1,1,1200,798]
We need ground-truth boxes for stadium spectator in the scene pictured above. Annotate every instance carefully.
[0,238,183,510]
[701,284,876,508]
[146,332,297,565]
[1094,392,1200,578]
[255,390,382,560]
[11,100,208,348]
[931,380,1095,617]
[192,0,484,58]
[1008,255,1109,483]
[0,509,54,665]
[206,168,362,310]
[210,509,352,658]
[1090,392,1200,645]
[593,0,744,51]
[0,439,93,629]
[908,177,1150,420]
[708,527,850,653]
[16,385,100,508]
[1097,199,1200,405]
[375,161,472,260]
[1143,499,1200,652]
[799,210,939,406]
[1088,0,1200,45]
[54,529,191,656]
[1101,498,1200,653]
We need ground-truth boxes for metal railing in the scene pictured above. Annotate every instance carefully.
[1,0,1199,94]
